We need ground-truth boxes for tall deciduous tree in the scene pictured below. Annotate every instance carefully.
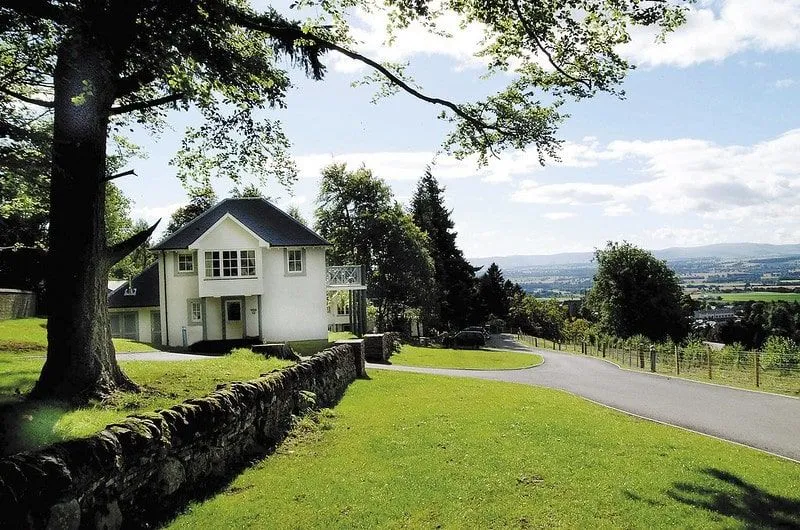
[0,0,687,400]
[411,168,478,330]
[165,182,218,236]
[585,241,690,342]
[315,163,434,330]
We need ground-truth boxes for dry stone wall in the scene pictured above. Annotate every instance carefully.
[0,344,362,529]
[0,289,36,320]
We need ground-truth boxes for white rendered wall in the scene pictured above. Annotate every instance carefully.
[245,295,260,338]
[205,297,223,341]
[261,246,328,341]
[192,217,263,298]
[160,251,201,346]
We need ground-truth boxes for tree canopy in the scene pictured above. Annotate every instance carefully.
[0,0,689,400]
[315,163,435,330]
[585,241,690,342]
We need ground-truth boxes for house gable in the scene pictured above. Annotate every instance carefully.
[189,213,267,250]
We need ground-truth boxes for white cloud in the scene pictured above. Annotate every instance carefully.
[542,212,576,220]
[511,129,800,229]
[132,202,185,225]
[623,0,800,68]
[329,7,488,73]
[775,78,796,88]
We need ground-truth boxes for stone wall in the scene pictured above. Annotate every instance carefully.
[0,345,362,529]
[363,332,401,362]
[0,289,36,320]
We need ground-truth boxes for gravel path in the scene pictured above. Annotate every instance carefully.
[369,334,800,461]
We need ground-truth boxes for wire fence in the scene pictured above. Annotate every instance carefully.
[518,335,800,397]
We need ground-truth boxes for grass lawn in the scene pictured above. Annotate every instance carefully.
[288,331,359,357]
[0,317,155,353]
[695,292,800,302]
[392,344,542,370]
[169,370,800,529]
[0,318,293,454]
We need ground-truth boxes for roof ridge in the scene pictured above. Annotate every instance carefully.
[259,197,331,246]
[153,197,232,250]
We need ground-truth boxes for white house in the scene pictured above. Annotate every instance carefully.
[109,198,333,347]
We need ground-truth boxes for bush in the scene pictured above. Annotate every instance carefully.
[454,330,486,349]
[761,336,800,374]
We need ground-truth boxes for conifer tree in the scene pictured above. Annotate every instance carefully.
[411,168,478,329]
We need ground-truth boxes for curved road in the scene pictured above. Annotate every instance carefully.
[369,334,800,462]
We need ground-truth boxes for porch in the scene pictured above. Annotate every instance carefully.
[326,265,368,336]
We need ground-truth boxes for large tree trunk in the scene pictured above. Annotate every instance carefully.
[30,36,137,402]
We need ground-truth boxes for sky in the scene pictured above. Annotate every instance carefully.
[117,0,800,259]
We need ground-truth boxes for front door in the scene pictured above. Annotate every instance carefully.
[150,310,162,346]
[224,300,243,340]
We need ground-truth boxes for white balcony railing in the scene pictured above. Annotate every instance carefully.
[326,265,366,289]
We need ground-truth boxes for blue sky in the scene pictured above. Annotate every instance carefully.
[118,0,800,258]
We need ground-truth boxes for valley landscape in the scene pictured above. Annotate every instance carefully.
[471,243,800,301]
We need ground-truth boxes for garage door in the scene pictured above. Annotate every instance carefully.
[110,312,138,340]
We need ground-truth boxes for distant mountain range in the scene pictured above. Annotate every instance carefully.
[469,243,800,270]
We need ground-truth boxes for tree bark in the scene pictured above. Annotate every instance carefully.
[30,35,137,402]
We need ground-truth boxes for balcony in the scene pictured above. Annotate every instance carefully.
[326,265,366,290]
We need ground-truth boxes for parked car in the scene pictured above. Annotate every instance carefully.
[453,330,486,348]
[464,326,490,339]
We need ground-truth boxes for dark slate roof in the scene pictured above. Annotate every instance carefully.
[152,198,330,250]
[108,263,159,308]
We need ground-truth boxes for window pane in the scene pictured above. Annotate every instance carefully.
[190,301,202,322]
[205,251,220,277]
[240,250,256,276]
[223,250,238,277]
[178,254,193,271]
[288,249,302,272]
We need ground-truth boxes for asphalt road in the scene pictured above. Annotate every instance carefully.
[369,334,800,462]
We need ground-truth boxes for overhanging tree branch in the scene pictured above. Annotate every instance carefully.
[104,169,136,182]
[230,12,509,136]
[109,93,184,115]
[0,86,55,108]
[107,220,159,266]
[510,0,593,91]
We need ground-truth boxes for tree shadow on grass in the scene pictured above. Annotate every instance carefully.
[0,398,70,456]
[667,468,800,528]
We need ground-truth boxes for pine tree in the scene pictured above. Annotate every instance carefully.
[411,168,478,330]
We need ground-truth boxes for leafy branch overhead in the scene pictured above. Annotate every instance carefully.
[0,0,689,170]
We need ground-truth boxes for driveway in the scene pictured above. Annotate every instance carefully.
[116,351,213,361]
[368,334,800,462]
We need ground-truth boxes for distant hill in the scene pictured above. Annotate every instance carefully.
[469,243,800,270]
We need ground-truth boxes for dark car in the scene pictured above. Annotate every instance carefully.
[464,326,490,339]
[453,330,486,348]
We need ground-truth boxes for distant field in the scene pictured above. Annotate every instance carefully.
[694,292,800,302]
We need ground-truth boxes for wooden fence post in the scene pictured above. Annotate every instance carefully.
[755,350,760,387]
[707,347,712,380]
[675,345,680,375]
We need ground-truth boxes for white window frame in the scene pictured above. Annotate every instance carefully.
[286,248,304,275]
[188,299,202,325]
[176,252,195,275]
[204,250,257,279]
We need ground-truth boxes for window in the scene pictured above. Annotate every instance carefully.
[205,250,256,279]
[189,300,202,324]
[177,253,194,273]
[240,250,256,276]
[287,249,303,273]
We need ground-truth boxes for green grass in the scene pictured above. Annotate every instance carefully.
[0,345,291,454]
[694,292,800,302]
[392,344,542,370]
[168,370,800,529]
[287,332,359,357]
[0,317,156,354]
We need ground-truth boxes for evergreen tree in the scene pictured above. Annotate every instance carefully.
[478,263,511,320]
[410,168,478,330]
